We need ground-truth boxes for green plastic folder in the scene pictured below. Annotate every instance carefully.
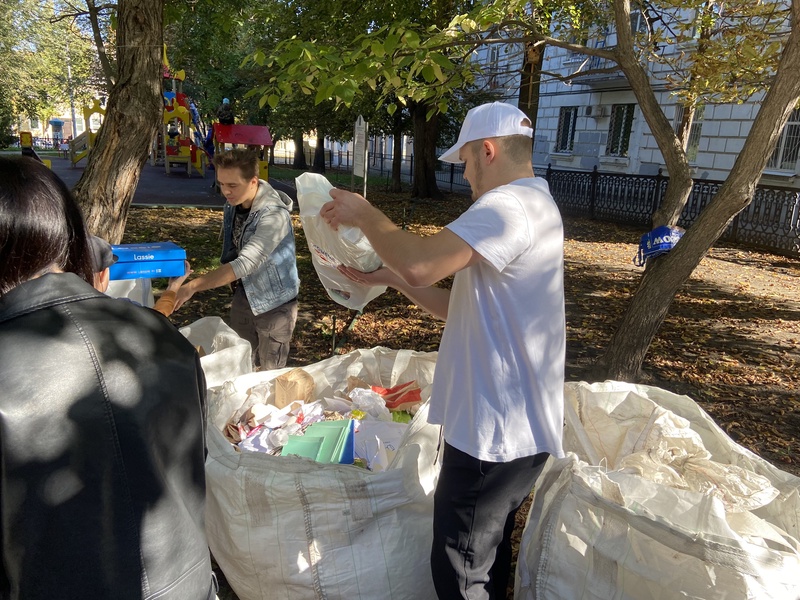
[282,420,355,464]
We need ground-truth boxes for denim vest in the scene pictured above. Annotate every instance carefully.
[221,188,299,315]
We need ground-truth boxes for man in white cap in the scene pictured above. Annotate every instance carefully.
[320,101,565,599]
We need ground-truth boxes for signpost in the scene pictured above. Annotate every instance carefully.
[351,115,368,196]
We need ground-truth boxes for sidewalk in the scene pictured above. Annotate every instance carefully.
[44,154,299,208]
[48,155,225,207]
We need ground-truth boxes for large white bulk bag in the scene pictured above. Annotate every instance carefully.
[180,316,253,389]
[516,381,800,600]
[204,347,440,600]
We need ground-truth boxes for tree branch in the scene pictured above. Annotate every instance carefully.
[86,0,116,89]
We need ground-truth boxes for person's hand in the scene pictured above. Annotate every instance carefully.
[166,260,192,293]
[173,282,195,312]
[320,188,372,231]
[338,265,402,289]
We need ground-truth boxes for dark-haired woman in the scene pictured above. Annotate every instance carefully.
[0,157,217,600]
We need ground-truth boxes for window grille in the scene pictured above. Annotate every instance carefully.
[766,107,800,171]
[674,104,705,163]
[630,8,648,33]
[556,107,578,152]
[606,104,635,157]
[487,46,500,89]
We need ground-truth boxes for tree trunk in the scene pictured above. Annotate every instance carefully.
[518,42,544,132]
[410,102,443,199]
[292,129,308,169]
[593,1,800,380]
[611,0,695,229]
[391,126,403,193]
[268,135,279,165]
[312,130,326,173]
[73,0,164,244]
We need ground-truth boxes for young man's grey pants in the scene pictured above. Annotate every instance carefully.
[229,286,298,371]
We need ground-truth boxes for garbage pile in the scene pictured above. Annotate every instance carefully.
[204,347,441,600]
[220,367,424,472]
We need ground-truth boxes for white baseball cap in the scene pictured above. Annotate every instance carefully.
[439,102,534,164]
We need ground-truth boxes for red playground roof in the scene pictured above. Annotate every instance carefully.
[214,124,273,146]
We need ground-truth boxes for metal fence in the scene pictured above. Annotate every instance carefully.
[14,133,795,254]
[436,162,470,191]
[222,144,800,257]
[272,150,473,191]
[271,149,414,178]
[6,135,64,149]
[545,165,800,257]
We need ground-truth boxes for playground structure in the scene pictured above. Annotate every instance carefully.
[148,59,209,178]
[68,99,105,167]
[51,45,273,180]
[212,124,273,181]
[161,91,206,177]
[19,131,51,168]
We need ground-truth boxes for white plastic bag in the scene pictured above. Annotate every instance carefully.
[106,278,154,307]
[354,421,410,472]
[515,381,800,600]
[179,316,253,389]
[205,347,440,600]
[349,387,392,421]
[295,172,386,310]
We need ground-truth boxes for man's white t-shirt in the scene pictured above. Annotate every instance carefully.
[428,177,566,462]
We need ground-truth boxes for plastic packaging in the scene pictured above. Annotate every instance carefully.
[295,172,387,310]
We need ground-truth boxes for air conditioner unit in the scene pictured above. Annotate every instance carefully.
[585,105,607,118]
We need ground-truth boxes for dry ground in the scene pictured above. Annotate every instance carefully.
[124,190,800,599]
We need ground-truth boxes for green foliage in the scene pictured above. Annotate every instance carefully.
[164,0,263,123]
[252,23,475,114]
[0,0,101,126]
[624,0,792,104]
[253,0,791,115]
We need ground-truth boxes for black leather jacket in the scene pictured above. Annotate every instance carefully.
[0,274,215,600]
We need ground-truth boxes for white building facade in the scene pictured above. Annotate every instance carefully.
[473,18,799,193]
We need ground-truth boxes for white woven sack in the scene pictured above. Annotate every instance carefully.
[295,172,386,311]
[205,347,440,600]
[515,381,800,600]
[106,277,154,307]
[179,316,253,389]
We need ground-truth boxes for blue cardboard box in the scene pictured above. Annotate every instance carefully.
[109,241,186,280]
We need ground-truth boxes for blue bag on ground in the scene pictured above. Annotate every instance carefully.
[633,225,684,266]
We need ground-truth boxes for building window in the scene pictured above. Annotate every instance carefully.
[606,104,635,157]
[630,8,648,34]
[487,46,500,89]
[564,31,589,64]
[555,107,578,152]
[766,107,800,171]
[674,104,705,163]
[30,118,39,129]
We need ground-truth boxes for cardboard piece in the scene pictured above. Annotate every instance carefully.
[274,368,315,409]
[283,420,355,464]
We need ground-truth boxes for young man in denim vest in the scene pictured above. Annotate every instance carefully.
[175,148,300,370]
[320,102,566,599]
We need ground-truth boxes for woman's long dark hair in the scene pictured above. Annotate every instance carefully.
[0,157,94,295]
